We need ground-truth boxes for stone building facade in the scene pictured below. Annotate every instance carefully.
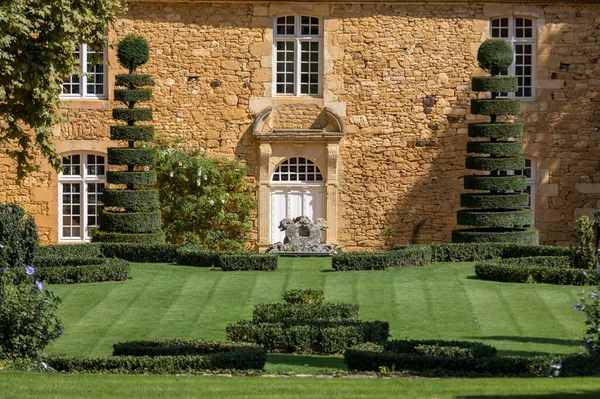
[2,0,599,250]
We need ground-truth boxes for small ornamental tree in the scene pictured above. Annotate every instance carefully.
[452,39,538,245]
[93,35,165,244]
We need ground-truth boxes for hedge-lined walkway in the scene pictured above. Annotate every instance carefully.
[46,258,585,373]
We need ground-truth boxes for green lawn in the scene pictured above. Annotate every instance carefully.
[2,372,600,399]
[44,257,586,375]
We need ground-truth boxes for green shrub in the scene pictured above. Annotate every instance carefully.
[115,74,154,88]
[226,320,389,355]
[112,108,153,123]
[156,139,256,250]
[220,253,278,271]
[452,228,539,245]
[474,262,596,285]
[571,216,597,270]
[33,256,105,268]
[34,259,131,284]
[497,256,571,267]
[471,76,518,93]
[110,125,155,142]
[0,264,61,359]
[41,351,266,373]
[107,147,157,166]
[384,339,497,358]
[92,231,166,244]
[101,243,179,263]
[175,246,220,267]
[575,284,600,356]
[460,193,529,209]
[252,303,359,323]
[282,289,324,304]
[332,245,432,271]
[466,141,524,156]
[464,175,526,191]
[344,349,562,377]
[477,39,514,75]
[470,99,520,116]
[107,171,157,186]
[99,211,162,233]
[114,88,152,103]
[117,35,150,72]
[103,189,160,211]
[457,209,534,227]
[0,203,38,267]
[468,123,523,139]
[464,156,525,172]
[35,244,103,258]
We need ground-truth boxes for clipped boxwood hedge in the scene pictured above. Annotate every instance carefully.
[220,253,277,271]
[114,88,152,103]
[111,340,266,370]
[110,126,155,142]
[468,123,523,139]
[175,247,221,267]
[115,74,154,88]
[497,256,571,268]
[252,303,359,323]
[384,339,497,358]
[470,99,520,116]
[33,256,105,268]
[466,141,524,156]
[107,171,157,186]
[474,261,597,285]
[464,175,526,191]
[99,211,162,234]
[226,320,390,355]
[107,148,157,166]
[40,351,265,374]
[100,243,179,263]
[283,289,324,304]
[112,108,153,123]
[34,259,131,284]
[35,244,103,258]
[452,228,539,245]
[457,209,534,227]
[471,76,518,93]
[91,231,166,244]
[460,193,529,209]
[103,189,159,211]
[344,349,561,377]
[332,245,432,271]
[465,156,525,171]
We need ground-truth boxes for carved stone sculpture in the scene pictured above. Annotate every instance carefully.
[268,216,336,254]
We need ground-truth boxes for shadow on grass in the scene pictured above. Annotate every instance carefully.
[267,353,346,370]
[460,392,600,399]
[468,335,582,348]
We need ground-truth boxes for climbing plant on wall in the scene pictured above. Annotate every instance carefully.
[452,39,538,245]
[93,35,164,244]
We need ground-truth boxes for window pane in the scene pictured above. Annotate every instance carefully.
[86,47,105,95]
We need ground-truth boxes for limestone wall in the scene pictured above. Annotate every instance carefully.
[1,1,598,249]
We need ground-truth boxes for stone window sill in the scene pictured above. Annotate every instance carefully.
[59,99,111,110]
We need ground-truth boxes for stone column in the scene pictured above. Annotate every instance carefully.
[257,143,272,251]
[326,143,339,244]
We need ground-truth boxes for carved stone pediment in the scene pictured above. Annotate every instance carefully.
[253,107,344,143]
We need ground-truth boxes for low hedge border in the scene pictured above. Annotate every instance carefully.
[112,108,153,123]
[456,209,534,227]
[34,259,131,284]
[470,99,521,116]
[92,231,166,244]
[460,193,530,209]
[497,256,572,267]
[451,228,539,245]
[220,253,278,271]
[114,88,153,103]
[474,262,597,285]
[107,171,157,186]
[465,156,525,172]
[468,123,523,139]
[332,245,432,271]
[107,148,157,166]
[464,175,527,191]
[393,243,570,262]
[466,141,524,156]
[110,125,155,142]
[112,339,264,357]
[100,243,179,263]
[471,76,518,93]
[99,211,162,234]
[226,320,390,355]
[175,247,221,267]
[35,244,103,258]
[252,303,359,323]
[103,189,160,211]
[384,339,497,358]
[344,349,562,377]
[33,255,105,268]
[283,289,325,304]
[115,74,154,88]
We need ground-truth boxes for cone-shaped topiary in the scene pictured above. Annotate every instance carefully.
[94,34,164,244]
[452,39,538,245]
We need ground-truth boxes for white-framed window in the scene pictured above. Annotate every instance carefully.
[62,44,107,99]
[58,153,106,242]
[490,17,536,99]
[271,157,324,184]
[273,15,323,97]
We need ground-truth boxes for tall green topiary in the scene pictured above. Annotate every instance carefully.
[93,35,164,244]
[452,39,538,245]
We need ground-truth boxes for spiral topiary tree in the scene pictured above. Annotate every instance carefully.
[93,35,164,244]
[452,39,538,245]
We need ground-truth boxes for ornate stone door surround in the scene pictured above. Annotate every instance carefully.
[253,107,344,251]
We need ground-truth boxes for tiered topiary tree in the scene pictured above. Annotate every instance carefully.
[93,35,164,244]
[452,39,538,245]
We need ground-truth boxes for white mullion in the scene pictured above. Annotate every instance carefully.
[294,37,301,96]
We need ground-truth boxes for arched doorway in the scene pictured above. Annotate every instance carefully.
[270,157,325,243]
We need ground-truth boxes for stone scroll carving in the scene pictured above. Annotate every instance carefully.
[268,216,336,254]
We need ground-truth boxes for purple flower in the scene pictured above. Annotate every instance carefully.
[583,270,587,276]
[35,279,43,291]
[25,265,35,276]
[53,325,63,339]
[574,303,581,309]
[580,306,586,311]
[1,267,6,273]
[591,292,598,298]
[0,243,4,249]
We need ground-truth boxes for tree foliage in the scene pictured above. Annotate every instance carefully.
[0,0,125,179]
